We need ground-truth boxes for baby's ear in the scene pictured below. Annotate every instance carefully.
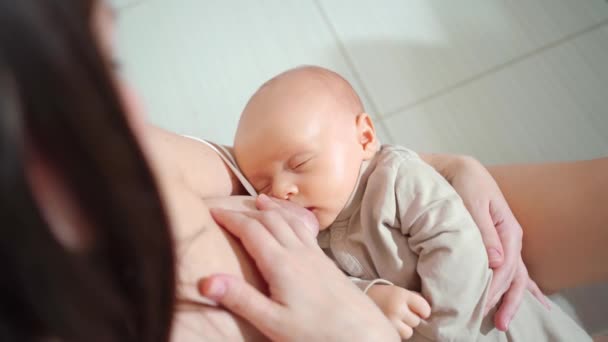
[355,113,377,160]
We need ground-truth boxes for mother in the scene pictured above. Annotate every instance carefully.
[1,0,606,341]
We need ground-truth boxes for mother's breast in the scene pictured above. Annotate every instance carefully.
[168,192,267,341]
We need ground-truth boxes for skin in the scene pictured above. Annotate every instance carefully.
[366,285,432,339]
[487,158,608,293]
[28,1,605,340]
[234,66,377,229]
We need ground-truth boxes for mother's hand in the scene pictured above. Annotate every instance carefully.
[198,194,398,342]
[431,155,550,330]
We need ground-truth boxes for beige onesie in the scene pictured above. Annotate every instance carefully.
[317,145,590,342]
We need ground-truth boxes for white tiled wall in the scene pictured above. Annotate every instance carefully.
[117,0,386,145]
[318,0,608,115]
[385,24,608,163]
[116,0,608,335]
[109,0,141,10]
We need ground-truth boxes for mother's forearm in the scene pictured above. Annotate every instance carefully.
[422,152,608,292]
[487,158,608,293]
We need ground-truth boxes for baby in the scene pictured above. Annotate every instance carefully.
[232,66,590,341]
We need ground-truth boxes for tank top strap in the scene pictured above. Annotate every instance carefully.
[181,135,257,196]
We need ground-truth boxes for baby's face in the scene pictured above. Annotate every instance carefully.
[234,78,369,229]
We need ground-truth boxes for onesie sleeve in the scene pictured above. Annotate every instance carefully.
[394,157,491,342]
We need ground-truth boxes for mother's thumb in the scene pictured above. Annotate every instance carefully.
[198,274,283,338]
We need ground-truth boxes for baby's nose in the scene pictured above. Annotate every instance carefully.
[272,181,298,200]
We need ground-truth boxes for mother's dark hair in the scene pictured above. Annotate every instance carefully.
[0,1,175,341]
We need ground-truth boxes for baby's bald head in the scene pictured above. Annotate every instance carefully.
[236,66,364,140]
[255,65,363,117]
[233,66,378,229]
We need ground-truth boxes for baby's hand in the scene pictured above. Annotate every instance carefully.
[367,285,431,340]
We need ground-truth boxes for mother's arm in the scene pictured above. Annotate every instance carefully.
[487,157,608,293]
[424,154,608,293]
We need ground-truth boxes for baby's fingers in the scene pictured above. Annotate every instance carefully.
[401,309,421,329]
[391,318,414,340]
[407,292,431,319]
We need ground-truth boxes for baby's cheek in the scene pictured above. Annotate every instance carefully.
[317,210,338,230]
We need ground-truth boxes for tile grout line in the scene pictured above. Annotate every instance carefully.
[312,0,396,144]
[382,18,608,119]
[116,0,145,12]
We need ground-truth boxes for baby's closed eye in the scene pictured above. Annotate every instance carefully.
[289,155,314,171]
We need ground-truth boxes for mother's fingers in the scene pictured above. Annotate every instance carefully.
[485,262,515,316]
[485,246,516,315]
[238,209,302,248]
[466,199,504,268]
[256,195,320,243]
[493,204,523,269]
[198,274,285,341]
[210,208,282,267]
[493,258,527,331]
[528,278,551,310]
[257,195,319,235]
[485,203,523,312]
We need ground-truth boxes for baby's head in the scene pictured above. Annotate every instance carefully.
[234,66,378,229]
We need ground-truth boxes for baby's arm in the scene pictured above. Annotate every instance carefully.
[395,157,492,341]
